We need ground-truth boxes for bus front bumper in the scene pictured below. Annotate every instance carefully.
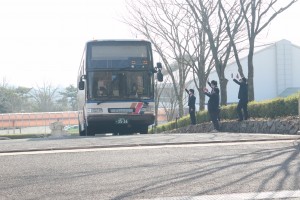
[86,113,155,126]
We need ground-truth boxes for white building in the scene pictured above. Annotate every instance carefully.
[204,39,300,105]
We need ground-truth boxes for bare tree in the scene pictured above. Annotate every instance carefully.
[186,0,234,105]
[160,80,180,122]
[219,0,248,78]
[154,77,167,126]
[179,12,215,110]
[125,0,192,117]
[30,82,59,112]
[239,0,298,101]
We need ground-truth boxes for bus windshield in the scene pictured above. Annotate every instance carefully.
[87,70,153,100]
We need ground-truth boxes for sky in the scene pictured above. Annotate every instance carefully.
[0,0,299,88]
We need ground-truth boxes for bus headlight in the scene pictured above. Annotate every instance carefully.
[87,108,103,113]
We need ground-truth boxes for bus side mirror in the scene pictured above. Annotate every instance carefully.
[156,62,162,69]
[156,62,163,82]
[78,75,86,90]
[78,80,84,90]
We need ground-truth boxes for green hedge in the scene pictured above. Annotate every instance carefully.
[153,92,299,133]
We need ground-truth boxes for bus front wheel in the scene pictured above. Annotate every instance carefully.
[140,126,148,134]
[85,124,95,136]
[79,124,86,136]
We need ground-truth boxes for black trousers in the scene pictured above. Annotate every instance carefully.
[209,110,220,131]
[189,108,196,125]
[237,100,248,120]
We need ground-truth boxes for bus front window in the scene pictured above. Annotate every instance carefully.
[88,71,152,100]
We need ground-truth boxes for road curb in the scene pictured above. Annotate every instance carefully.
[0,137,11,140]
[0,136,299,154]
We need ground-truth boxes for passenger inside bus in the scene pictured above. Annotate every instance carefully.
[110,73,127,97]
[131,83,137,95]
[97,80,107,96]
[91,72,147,98]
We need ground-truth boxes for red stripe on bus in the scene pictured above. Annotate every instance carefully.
[134,102,143,114]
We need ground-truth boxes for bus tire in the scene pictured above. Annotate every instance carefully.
[140,126,148,134]
[119,129,131,135]
[85,124,95,136]
[79,124,86,136]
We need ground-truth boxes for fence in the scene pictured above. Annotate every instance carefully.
[0,111,78,134]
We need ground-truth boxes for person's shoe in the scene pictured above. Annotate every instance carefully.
[211,129,218,133]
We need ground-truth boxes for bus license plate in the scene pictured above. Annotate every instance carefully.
[115,118,128,124]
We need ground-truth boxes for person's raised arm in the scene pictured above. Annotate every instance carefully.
[185,88,189,95]
[203,87,211,97]
[233,73,241,85]
[207,81,212,88]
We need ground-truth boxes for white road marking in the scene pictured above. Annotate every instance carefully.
[0,140,295,156]
[144,190,300,200]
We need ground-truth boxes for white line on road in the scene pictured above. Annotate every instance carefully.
[143,190,300,200]
[0,140,296,156]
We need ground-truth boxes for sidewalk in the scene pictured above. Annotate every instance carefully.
[0,132,299,153]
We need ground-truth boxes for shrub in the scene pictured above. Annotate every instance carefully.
[219,104,238,120]
[154,92,299,133]
[283,94,299,116]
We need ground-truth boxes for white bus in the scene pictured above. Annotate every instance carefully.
[77,40,163,136]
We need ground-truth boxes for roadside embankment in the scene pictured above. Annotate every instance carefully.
[168,116,300,135]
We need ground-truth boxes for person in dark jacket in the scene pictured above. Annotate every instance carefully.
[203,80,220,131]
[207,79,221,121]
[185,88,196,125]
[232,74,249,121]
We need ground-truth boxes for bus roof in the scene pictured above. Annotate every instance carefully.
[86,39,151,45]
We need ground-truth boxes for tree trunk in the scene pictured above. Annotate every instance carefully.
[248,42,255,101]
[178,97,184,117]
[197,68,206,111]
[199,92,205,111]
[219,77,228,106]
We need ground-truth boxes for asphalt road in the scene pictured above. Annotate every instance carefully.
[0,133,300,200]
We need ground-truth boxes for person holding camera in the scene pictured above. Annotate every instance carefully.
[203,80,220,131]
[232,73,249,121]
